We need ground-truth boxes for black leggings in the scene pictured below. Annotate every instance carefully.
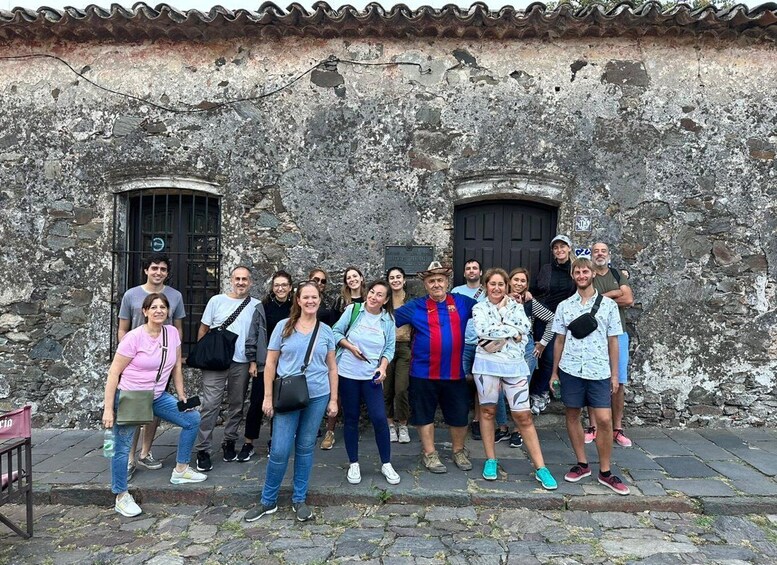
[244,372,265,440]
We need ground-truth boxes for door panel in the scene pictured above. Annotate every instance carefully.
[454,201,557,287]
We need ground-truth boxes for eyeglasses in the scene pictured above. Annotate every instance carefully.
[311,277,327,285]
[273,283,290,288]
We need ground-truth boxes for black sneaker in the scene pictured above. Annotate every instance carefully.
[470,421,481,441]
[509,432,523,448]
[292,501,314,522]
[244,502,277,522]
[196,450,212,472]
[237,443,254,462]
[495,428,510,443]
[223,440,237,462]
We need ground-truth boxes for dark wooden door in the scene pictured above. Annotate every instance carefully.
[453,201,557,286]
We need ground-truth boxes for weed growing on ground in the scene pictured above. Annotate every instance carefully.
[372,486,392,504]
[694,515,714,529]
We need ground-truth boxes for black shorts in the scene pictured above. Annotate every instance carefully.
[409,377,470,427]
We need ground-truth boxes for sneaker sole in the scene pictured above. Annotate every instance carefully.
[509,442,523,448]
[296,513,314,522]
[425,465,447,474]
[398,438,411,444]
[564,470,592,483]
[170,477,207,485]
[598,476,631,495]
[137,462,163,470]
[245,506,277,522]
[614,441,633,448]
[223,455,237,462]
[347,476,361,484]
[383,475,401,485]
[115,505,142,517]
[584,438,596,444]
[196,464,212,472]
[536,476,558,490]
[237,454,253,462]
[114,507,143,518]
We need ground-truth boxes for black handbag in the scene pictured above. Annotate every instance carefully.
[272,322,320,413]
[567,294,604,339]
[116,327,168,426]
[187,296,252,370]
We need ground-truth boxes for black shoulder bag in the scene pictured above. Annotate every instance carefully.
[187,296,252,370]
[272,322,320,413]
[567,294,604,339]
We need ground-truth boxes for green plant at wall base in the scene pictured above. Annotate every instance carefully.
[372,486,392,504]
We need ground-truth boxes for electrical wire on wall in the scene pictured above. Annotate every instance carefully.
[0,53,428,114]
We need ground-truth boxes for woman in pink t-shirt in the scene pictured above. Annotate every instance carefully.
[102,293,206,517]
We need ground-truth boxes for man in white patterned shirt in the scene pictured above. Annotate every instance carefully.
[550,257,630,495]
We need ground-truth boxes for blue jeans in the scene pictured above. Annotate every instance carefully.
[111,391,201,494]
[340,376,391,464]
[261,394,329,506]
[496,335,537,427]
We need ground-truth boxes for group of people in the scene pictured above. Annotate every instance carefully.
[103,233,635,519]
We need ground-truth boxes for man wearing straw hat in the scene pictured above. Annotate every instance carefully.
[394,261,477,473]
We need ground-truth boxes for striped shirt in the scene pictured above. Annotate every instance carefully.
[394,293,476,380]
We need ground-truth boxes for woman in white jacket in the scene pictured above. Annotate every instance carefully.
[472,268,557,490]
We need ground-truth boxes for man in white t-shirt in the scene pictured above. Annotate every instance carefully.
[194,266,260,472]
[451,259,487,440]
[117,253,186,475]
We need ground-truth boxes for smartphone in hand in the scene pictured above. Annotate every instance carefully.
[177,396,201,411]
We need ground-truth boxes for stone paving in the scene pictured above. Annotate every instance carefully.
[26,423,777,514]
[2,502,777,564]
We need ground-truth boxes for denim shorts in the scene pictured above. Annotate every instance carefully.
[558,369,611,409]
[409,377,470,427]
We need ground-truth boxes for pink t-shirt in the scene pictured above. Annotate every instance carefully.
[117,325,181,399]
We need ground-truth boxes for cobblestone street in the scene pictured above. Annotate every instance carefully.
[2,502,776,564]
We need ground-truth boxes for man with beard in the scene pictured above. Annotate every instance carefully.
[586,242,634,447]
[550,258,630,495]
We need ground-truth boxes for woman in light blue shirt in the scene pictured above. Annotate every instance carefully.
[472,268,557,490]
[332,280,400,486]
[244,281,338,523]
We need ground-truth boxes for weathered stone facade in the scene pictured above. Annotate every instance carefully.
[1,5,775,427]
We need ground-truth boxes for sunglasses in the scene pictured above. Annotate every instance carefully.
[311,276,327,285]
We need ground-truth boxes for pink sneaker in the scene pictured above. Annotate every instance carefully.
[564,464,592,482]
[613,429,632,447]
[598,473,630,495]
[584,426,597,444]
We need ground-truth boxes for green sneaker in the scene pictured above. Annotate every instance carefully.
[536,466,558,490]
[482,458,498,481]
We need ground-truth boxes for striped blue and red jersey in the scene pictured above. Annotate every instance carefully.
[394,293,476,380]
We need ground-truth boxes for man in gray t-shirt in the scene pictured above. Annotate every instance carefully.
[117,253,186,474]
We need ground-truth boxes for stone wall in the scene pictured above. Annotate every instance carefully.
[0,35,775,427]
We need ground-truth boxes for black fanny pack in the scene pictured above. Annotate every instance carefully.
[567,294,604,339]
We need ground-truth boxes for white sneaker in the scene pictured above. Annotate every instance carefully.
[170,466,208,484]
[397,425,411,444]
[347,462,361,484]
[381,463,401,485]
[389,425,398,443]
[115,493,142,517]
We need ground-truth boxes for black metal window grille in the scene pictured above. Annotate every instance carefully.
[111,189,221,356]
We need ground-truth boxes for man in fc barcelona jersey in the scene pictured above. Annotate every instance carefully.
[394,262,477,474]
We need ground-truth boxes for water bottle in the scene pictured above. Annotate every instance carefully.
[103,429,115,458]
[551,379,562,399]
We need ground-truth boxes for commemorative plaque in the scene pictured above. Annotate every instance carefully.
[384,245,435,276]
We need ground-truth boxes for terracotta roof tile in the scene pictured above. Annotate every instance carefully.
[0,2,775,43]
